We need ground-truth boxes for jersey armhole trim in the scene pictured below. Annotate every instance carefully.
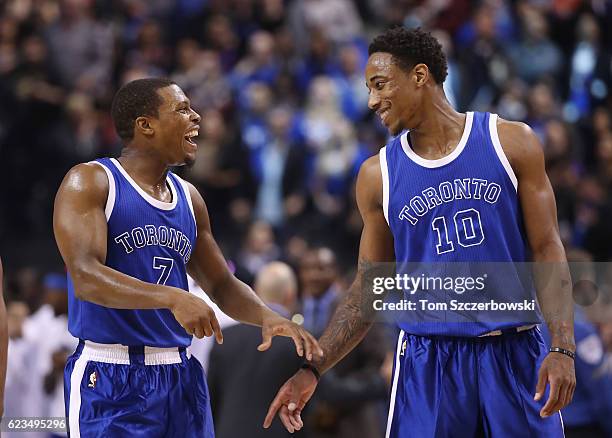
[379,146,390,226]
[88,161,115,221]
[489,114,518,192]
[173,174,198,237]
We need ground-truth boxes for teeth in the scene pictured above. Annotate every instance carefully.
[185,129,199,138]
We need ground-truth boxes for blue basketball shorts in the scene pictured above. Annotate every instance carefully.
[64,340,214,437]
[385,327,565,438]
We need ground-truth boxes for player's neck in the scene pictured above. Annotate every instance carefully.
[407,94,465,159]
[117,148,169,188]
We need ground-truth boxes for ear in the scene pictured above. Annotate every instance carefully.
[135,116,155,136]
[413,64,430,87]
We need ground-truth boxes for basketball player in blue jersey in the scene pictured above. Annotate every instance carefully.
[53,78,322,437]
[265,28,576,437]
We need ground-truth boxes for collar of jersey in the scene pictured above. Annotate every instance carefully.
[110,158,178,211]
[400,111,474,168]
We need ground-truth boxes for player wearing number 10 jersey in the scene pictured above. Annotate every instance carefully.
[265,27,576,438]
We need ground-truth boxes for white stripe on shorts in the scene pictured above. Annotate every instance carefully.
[385,330,405,438]
[68,354,89,438]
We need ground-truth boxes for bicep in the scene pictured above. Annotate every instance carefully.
[355,157,395,265]
[514,134,562,254]
[53,165,109,272]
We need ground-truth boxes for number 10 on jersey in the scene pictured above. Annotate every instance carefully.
[431,208,484,254]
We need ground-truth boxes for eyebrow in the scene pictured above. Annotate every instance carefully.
[367,75,388,84]
[175,99,191,108]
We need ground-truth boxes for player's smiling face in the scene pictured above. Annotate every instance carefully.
[150,85,201,166]
[365,52,422,136]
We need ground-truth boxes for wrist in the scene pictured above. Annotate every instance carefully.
[549,346,575,360]
[550,338,575,352]
[165,288,186,311]
[300,363,321,381]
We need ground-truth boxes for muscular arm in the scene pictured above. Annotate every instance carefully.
[186,183,274,326]
[499,120,575,350]
[309,156,395,374]
[53,163,187,309]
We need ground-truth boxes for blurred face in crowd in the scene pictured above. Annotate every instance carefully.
[137,85,201,166]
[7,301,29,339]
[299,248,337,298]
[366,52,426,135]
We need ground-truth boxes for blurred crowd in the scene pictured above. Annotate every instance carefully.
[1,0,612,436]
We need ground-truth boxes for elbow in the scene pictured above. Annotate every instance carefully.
[531,237,565,260]
[69,263,101,301]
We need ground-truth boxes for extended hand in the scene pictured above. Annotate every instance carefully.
[170,290,223,343]
[534,352,576,417]
[258,314,323,361]
[263,369,318,432]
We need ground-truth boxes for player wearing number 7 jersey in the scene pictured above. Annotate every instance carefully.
[53,78,322,438]
[265,27,575,437]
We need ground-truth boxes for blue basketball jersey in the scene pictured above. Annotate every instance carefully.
[380,112,542,336]
[67,157,197,347]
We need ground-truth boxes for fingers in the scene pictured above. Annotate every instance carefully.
[540,378,560,417]
[263,391,283,428]
[258,327,273,352]
[534,367,547,401]
[210,314,224,344]
[302,330,324,361]
[193,325,204,339]
[290,329,304,357]
[279,405,303,433]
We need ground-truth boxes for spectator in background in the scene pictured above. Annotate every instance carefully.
[300,77,359,223]
[21,273,76,423]
[172,44,232,113]
[288,0,363,54]
[456,2,511,110]
[232,30,280,90]
[252,106,308,228]
[236,221,281,283]
[208,262,304,438]
[333,42,369,122]
[45,0,113,97]
[509,4,563,85]
[5,299,39,429]
[299,247,341,338]
[182,108,247,245]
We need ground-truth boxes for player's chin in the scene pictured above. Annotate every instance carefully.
[184,152,196,167]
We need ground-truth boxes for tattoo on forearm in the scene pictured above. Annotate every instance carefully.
[310,259,390,373]
[534,262,575,349]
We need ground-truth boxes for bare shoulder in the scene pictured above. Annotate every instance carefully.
[356,153,383,210]
[56,162,109,204]
[182,178,206,213]
[495,117,544,176]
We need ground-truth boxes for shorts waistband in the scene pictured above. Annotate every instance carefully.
[478,324,536,337]
[77,340,191,365]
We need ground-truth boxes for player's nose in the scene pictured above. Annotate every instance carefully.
[190,108,201,123]
[368,92,380,111]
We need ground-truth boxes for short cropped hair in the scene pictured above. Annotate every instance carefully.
[368,27,448,84]
[111,78,176,141]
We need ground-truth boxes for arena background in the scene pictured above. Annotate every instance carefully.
[1,0,612,437]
